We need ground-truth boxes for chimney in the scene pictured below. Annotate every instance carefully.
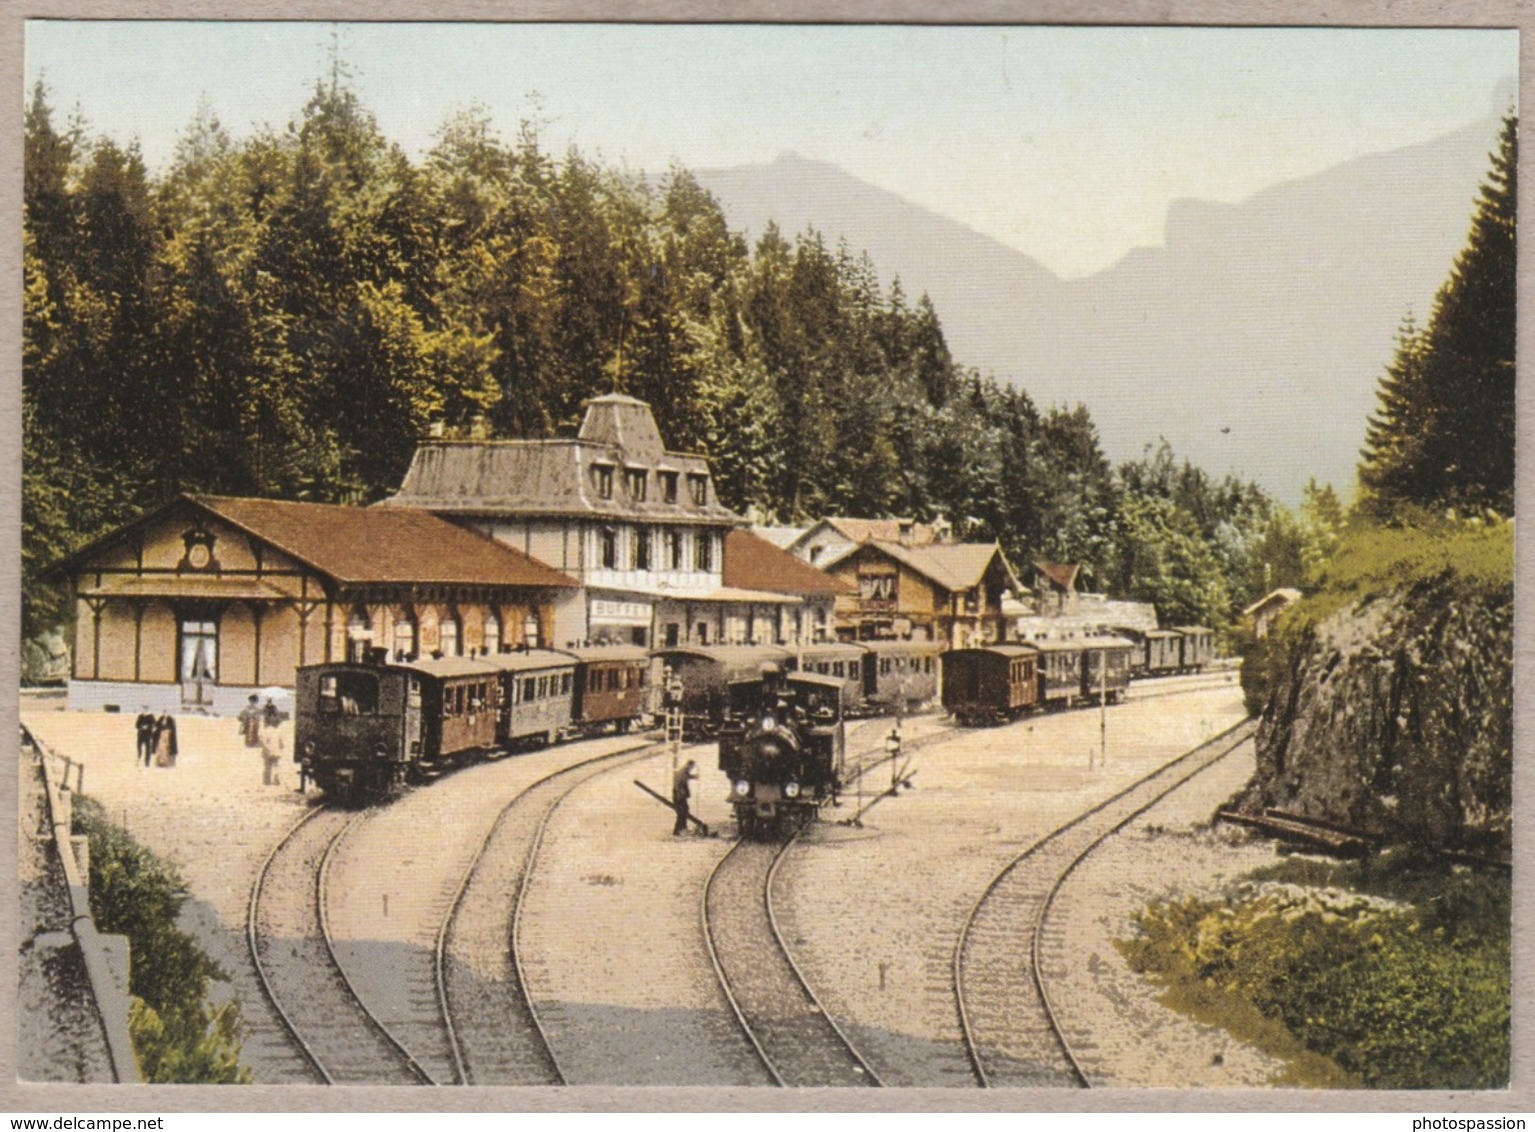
[898,519,915,547]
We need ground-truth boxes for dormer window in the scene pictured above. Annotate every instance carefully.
[660,471,679,504]
[688,473,708,506]
[594,464,614,500]
[625,468,647,501]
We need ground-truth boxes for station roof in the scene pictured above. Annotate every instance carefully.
[49,494,577,591]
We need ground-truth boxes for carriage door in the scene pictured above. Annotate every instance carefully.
[178,611,219,708]
[862,653,878,698]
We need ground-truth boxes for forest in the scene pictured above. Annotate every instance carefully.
[23,76,1445,644]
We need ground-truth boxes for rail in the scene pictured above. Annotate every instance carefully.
[26,726,141,1083]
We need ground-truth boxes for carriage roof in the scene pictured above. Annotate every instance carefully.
[477,648,579,673]
[559,644,651,664]
[395,656,502,680]
[652,644,793,666]
[945,644,1038,659]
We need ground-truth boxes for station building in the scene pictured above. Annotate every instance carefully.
[384,394,842,650]
[47,494,575,715]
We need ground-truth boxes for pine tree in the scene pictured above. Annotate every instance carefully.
[1359,114,1516,518]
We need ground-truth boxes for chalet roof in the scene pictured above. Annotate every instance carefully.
[1035,562,1081,591]
[832,539,1021,594]
[812,516,941,546]
[724,529,851,598]
[380,396,742,525]
[48,494,577,591]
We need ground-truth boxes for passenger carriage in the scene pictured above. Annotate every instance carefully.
[481,648,577,749]
[796,640,869,715]
[941,644,1039,726]
[1079,636,1135,704]
[564,644,651,734]
[861,639,941,716]
[1032,638,1086,709]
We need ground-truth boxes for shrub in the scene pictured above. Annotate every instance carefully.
[1124,859,1509,1089]
[73,796,250,1083]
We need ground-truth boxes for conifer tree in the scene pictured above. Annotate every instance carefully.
[1359,114,1516,517]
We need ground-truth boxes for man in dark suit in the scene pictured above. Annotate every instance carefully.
[134,708,157,766]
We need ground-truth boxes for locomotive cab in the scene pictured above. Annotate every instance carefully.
[719,669,845,838]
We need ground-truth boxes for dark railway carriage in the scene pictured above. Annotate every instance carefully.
[861,639,941,716]
[941,645,1039,725]
[564,644,650,733]
[651,644,793,737]
[797,640,868,714]
[482,649,576,748]
[1175,626,1214,673]
[718,669,846,837]
[296,657,500,800]
[1080,636,1135,703]
[1032,638,1086,709]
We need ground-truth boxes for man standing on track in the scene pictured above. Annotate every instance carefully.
[672,758,698,835]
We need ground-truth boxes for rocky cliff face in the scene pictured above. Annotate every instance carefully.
[1239,566,1512,854]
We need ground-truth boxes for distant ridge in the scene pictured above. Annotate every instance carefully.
[696,120,1503,503]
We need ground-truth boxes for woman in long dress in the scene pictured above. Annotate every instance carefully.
[153,713,178,767]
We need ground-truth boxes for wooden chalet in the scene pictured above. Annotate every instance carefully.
[47,494,575,716]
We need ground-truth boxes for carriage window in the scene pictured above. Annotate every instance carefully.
[521,677,535,703]
[588,669,600,692]
[562,672,572,695]
[925,657,933,674]
[608,668,621,691]
[881,658,892,675]
[537,675,548,699]
[318,671,380,715]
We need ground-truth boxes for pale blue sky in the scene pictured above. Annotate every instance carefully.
[24,22,1517,278]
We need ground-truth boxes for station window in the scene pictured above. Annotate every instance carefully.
[633,527,652,571]
[660,471,679,503]
[695,531,713,571]
[600,527,617,570]
[483,610,501,656]
[666,530,683,570]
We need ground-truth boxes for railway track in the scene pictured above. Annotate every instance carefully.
[703,832,881,1087]
[247,804,435,1085]
[953,717,1258,1088]
[438,741,664,1085]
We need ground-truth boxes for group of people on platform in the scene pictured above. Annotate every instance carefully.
[132,695,299,790]
[238,695,296,789]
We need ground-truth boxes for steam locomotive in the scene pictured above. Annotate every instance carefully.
[716,666,846,838]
